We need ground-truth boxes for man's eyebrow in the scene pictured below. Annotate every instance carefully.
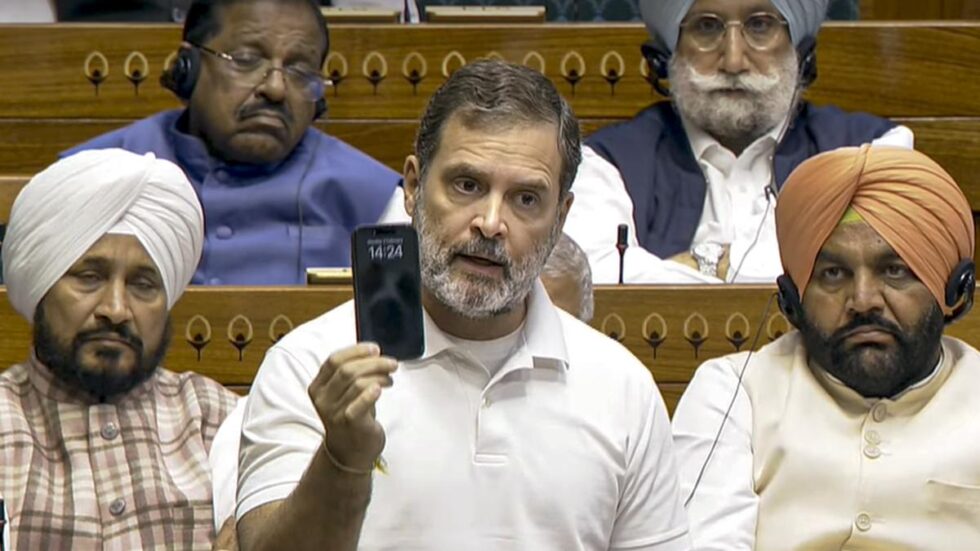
[441,163,553,191]
[814,251,845,265]
[133,265,163,282]
[69,257,111,271]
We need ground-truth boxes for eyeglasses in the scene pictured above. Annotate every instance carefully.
[191,43,327,103]
[679,12,789,52]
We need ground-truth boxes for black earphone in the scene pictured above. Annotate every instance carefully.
[162,46,328,120]
[640,31,820,97]
[777,259,977,327]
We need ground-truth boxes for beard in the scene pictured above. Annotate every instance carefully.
[413,194,563,320]
[798,304,945,398]
[33,308,171,400]
[670,49,799,147]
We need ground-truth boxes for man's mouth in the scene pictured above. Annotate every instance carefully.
[840,326,897,347]
[455,253,506,277]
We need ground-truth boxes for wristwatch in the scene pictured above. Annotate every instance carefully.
[691,242,725,278]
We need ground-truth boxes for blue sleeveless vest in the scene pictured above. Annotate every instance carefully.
[586,101,895,258]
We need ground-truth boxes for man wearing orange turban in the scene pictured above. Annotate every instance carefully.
[671,146,979,550]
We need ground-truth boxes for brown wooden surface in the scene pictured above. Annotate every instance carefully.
[1,23,980,120]
[1,117,979,189]
[0,286,977,415]
[862,0,980,19]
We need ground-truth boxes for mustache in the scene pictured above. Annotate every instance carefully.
[75,322,143,351]
[238,102,291,123]
[829,313,904,345]
[452,237,511,268]
[683,66,782,94]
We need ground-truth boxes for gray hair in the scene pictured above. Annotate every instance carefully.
[542,233,594,322]
[414,59,581,197]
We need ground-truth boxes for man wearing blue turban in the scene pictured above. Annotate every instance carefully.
[563,0,914,285]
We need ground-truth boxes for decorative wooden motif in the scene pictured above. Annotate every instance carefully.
[0,286,976,415]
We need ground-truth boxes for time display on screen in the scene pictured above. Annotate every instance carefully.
[367,237,404,261]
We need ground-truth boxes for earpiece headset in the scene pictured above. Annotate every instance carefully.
[162,45,328,120]
[778,259,977,328]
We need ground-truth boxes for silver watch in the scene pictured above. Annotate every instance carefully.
[691,242,725,277]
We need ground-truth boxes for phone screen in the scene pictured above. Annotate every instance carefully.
[351,224,425,360]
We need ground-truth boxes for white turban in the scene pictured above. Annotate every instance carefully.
[3,149,204,322]
[641,0,829,52]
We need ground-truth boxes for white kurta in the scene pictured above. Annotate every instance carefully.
[673,332,980,550]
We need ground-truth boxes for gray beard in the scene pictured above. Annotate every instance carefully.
[413,192,562,320]
[670,50,800,148]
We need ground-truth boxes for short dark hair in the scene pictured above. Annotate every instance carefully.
[182,0,329,63]
[414,60,581,196]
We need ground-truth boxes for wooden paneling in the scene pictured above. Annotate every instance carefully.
[862,0,980,20]
[0,23,979,120]
[0,117,978,192]
[0,286,976,415]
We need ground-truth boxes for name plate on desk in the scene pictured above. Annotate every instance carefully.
[320,7,401,23]
[424,6,546,23]
[306,267,353,285]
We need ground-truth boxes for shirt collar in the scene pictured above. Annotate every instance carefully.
[413,279,569,371]
[680,111,788,162]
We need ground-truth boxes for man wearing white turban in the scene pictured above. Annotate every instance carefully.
[564,0,914,285]
[0,149,238,549]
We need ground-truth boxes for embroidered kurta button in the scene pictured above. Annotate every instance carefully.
[109,498,126,516]
[864,430,881,445]
[100,422,119,440]
[871,403,888,422]
[864,445,881,459]
[855,512,872,531]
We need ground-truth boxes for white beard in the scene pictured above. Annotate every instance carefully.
[670,50,800,147]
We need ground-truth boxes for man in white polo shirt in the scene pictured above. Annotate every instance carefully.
[235,60,690,551]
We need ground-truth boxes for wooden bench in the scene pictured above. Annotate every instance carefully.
[0,286,976,413]
[0,22,978,184]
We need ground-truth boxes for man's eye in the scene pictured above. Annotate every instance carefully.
[693,16,724,35]
[821,267,845,281]
[885,264,910,279]
[454,179,480,194]
[515,192,540,209]
[230,53,263,69]
[745,15,776,35]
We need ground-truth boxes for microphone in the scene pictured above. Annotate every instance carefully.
[616,224,628,284]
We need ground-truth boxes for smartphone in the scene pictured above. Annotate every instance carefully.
[351,224,425,360]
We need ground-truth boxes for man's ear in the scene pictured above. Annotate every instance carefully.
[402,155,421,218]
[556,191,575,234]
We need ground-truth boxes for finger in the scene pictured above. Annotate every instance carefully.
[319,356,397,407]
[311,342,382,390]
[344,383,383,422]
[330,373,394,423]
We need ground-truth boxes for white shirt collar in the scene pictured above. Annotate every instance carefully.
[679,111,789,162]
[415,279,570,371]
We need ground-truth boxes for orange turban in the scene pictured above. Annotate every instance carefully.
[775,145,975,315]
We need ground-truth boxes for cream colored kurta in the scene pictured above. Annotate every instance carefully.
[673,332,980,550]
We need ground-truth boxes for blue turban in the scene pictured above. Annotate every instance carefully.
[641,0,829,52]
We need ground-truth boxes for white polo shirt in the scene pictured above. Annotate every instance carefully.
[237,281,690,550]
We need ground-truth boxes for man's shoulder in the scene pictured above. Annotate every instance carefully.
[587,101,674,144]
[800,103,895,135]
[0,363,32,414]
[62,110,180,158]
[559,312,657,385]
[944,335,980,366]
[306,127,400,177]
[153,368,239,418]
[693,332,802,386]
[266,300,358,367]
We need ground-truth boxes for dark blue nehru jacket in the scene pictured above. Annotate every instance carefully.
[586,101,895,259]
[63,109,401,285]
